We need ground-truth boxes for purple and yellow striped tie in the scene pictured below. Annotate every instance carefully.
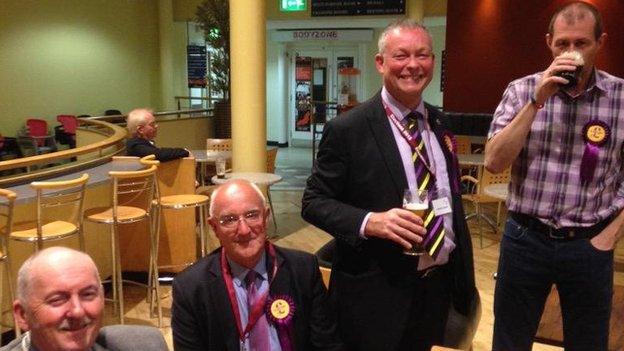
[405,113,445,259]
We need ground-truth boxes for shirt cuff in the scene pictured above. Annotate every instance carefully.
[358,212,372,239]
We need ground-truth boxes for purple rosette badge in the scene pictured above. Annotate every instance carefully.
[266,295,295,351]
[581,120,610,184]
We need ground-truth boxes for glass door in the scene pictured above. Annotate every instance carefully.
[290,49,332,141]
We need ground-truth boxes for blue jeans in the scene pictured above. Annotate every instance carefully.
[492,216,613,351]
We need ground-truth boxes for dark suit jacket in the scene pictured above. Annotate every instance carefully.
[171,246,344,351]
[126,137,189,162]
[301,92,477,350]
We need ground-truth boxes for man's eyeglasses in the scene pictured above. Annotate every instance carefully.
[218,210,263,228]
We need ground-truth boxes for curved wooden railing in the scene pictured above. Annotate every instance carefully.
[0,119,126,187]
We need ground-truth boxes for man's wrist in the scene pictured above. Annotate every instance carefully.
[530,95,544,109]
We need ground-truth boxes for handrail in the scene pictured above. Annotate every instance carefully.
[174,96,224,111]
[0,119,126,187]
[84,108,213,123]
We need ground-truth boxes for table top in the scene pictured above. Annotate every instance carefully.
[3,158,143,204]
[211,172,282,186]
[483,183,508,201]
[190,150,232,163]
[457,153,485,166]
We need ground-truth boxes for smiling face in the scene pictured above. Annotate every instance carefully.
[209,180,270,268]
[14,251,104,351]
[375,27,435,109]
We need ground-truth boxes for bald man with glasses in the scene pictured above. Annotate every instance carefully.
[171,179,344,351]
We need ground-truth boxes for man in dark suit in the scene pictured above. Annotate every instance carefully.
[172,179,343,351]
[125,108,189,161]
[302,18,477,351]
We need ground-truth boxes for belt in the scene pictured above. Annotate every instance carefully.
[509,212,611,240]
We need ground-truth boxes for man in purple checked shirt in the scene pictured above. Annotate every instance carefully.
[486,2,624,350]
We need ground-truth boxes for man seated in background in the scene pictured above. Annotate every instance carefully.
[125,108,189,161]
[172,179,343,351]
[1,246,167,351]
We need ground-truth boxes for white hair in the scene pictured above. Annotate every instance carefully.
[16,247,101,303]
[209,180,267,217]
[126,108,153,136]
[378,18,433,54]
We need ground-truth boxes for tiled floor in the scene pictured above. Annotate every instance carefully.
[272,146,312,190]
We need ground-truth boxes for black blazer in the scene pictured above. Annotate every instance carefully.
[302,92,477,350]
[171,246,344,351]
[125,137,189,162]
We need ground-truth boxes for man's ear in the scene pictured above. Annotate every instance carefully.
[13,300,30,331]
[375,53,385,74]
[545,33,552,48]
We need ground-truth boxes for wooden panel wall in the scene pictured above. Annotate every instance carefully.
[444,0,624,113]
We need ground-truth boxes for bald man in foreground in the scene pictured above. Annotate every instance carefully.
[1,247,167,351]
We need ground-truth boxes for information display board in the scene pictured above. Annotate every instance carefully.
[311,0,405,16]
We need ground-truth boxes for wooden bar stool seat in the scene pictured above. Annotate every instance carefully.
[11,221,79,241]
[85,206,147,223]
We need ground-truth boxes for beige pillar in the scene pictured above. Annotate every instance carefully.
[407,0,425,21]
[229,0,266,172]
[158,0,176,110]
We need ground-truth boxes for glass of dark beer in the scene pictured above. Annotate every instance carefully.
[557,51,584,89]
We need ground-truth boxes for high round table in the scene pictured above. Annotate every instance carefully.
[483,183,509,201]
[211,172,282,186]
[190,149,232,186]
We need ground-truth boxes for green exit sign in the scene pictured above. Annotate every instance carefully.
[280,0,306,12]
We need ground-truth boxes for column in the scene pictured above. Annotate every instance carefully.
[230,0,266,172]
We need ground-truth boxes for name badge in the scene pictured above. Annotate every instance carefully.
[432,197,452,215]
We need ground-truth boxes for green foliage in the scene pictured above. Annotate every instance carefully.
[196,0,230,100]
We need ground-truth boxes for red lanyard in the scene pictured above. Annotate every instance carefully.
[382,101,436,178]
[221,243,279,342]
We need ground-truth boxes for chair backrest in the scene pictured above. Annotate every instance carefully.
[455,135,472,155]
[109,165,158,219]
[0,189,17,256]
[105,109,122,116]
[31,173,89,244]
[267,148,278,173]
[478,167,511,194]
[57,115,78,134]
[26,119,50,147]
[206,138,231,151]
[26,119,49,137]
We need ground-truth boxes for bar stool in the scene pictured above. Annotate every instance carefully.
[0,189,19,342]
[84,165,160,326]
[10,173,89,251]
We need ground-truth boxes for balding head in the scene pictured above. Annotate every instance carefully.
[548,1,603,40]
[17,247,101,302]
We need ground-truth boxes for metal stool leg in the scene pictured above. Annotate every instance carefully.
[148,209,163,327]
[113,224,124,324]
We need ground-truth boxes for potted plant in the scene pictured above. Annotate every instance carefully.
[196,0,231,138]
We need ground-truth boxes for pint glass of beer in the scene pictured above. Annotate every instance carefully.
[403,188,428,256]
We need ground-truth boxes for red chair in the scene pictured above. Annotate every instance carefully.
[56,115,77,148]
[26,119,50,147]
[57,115,77,134]
[20,119,56,155]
